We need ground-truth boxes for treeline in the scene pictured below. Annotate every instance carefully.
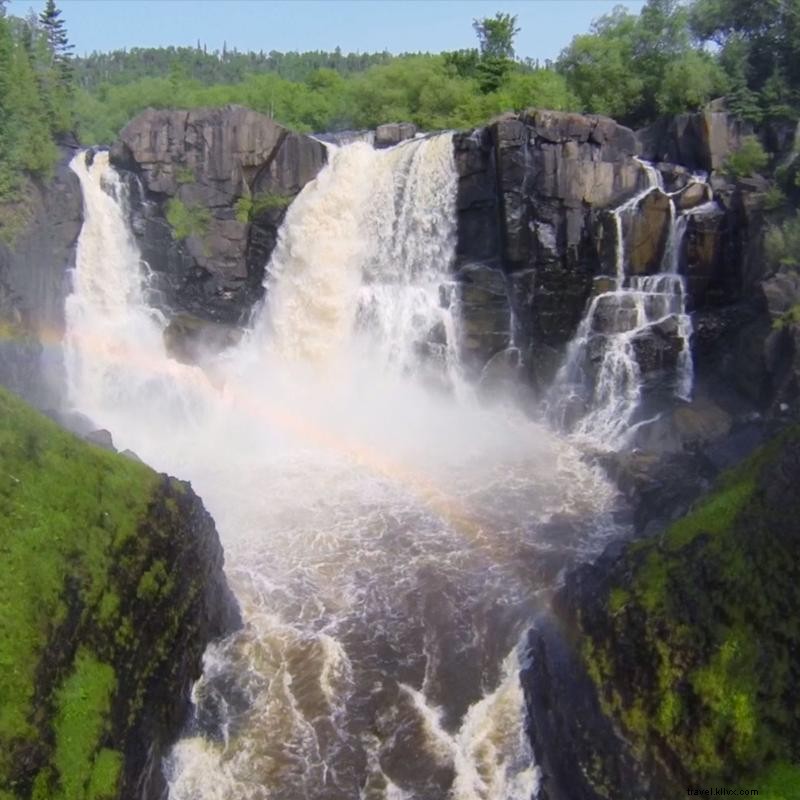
[0,0,73,210]
[73,46,397,89]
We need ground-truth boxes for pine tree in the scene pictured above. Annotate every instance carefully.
[38,0,73,82]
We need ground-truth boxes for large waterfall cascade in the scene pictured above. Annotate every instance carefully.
[64,141,624,800]
[550,160,716,446]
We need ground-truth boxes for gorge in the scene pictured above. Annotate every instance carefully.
[1,101,799,800]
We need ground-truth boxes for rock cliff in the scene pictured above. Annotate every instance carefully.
[0,386,240,800]
[525,426,800,800]
[0,149,82,407]
[111,105,327,323]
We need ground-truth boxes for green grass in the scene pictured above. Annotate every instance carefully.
[52,651,118,800]
[0,386,173,798]
[0,389,156,746]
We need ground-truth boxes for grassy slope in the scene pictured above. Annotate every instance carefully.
[0,386,209,800]
[576,428,800,796]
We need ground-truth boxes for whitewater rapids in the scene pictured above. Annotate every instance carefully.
[64,140,623,800]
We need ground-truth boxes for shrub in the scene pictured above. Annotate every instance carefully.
[164,197,210,240]
[764,212,800,271]
[234,192,293,223]
[725,136,769,180]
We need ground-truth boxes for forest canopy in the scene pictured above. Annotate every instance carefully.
[2,0,800,200]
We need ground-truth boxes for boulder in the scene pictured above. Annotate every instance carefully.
[625,190,671,274]
[374,122,418,149]
[631,315,683,376]
[638,109,752,173]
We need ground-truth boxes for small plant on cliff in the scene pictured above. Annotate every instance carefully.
[165,197,210,240]
[724,136,769,180]
[765,211,800,271]
[234,192,293,223]
[174,165,195,185]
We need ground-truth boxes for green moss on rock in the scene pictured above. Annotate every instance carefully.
[572,427,800,793]
[0,386,237,799]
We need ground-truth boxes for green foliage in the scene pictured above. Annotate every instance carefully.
[165,197,210,240]
[0,386,216,798]
[234,192,293,223]
[754,762,800,800]
[765,211,800,270]
[725,135,769,179]
[0,2,73,219]
[473,13,520,59]
[174,165,195,185]
[53,651,117,799]
[763,185,788,210]
[577,429,800,786]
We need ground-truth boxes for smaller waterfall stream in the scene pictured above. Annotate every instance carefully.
[550,161,714,446]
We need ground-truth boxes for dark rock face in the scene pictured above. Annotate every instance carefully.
[111,106,327,323]
[638,109,751,173]
[374,122,417,149]
[0,148,82,406]
[527,428,800,799]
[453,109,644,386]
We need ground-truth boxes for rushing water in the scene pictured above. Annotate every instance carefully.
[65,143,623,800]
[549,161,713,447]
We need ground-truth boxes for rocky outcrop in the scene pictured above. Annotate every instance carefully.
[453,110,645,384]
[0,149,82,406]
[526,427,800,799]
[374,122,417,149]
[638,108,752,173]
[0,386,240,800]
[111,105,327,322]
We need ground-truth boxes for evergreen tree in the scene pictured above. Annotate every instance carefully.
[38,0,73,83]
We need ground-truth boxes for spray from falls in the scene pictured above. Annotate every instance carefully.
[65,140,622,800]
[550,161,712,446]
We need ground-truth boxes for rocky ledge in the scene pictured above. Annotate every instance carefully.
[525,426,800,800]
[111,105,327,323]
[0,386,240,800]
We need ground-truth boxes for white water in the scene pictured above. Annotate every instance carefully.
[550,162,712,447]
[65,143,622,800]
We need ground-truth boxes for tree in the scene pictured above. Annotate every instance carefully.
[39,0,73,85]
[473,12,520,59]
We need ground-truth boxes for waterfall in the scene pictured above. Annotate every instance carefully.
[549,161,710,446]
[64,140,623,800]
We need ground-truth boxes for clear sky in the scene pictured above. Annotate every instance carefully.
[8,0,646,62]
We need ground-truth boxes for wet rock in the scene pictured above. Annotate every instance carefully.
[163,312,243,365]
[374,122,418,148]
[591,294,639,334]
[625,190,671,274]
[682,205,725,307]
[675,181,709,211]
[454,264,512,370]
[111,106,326,322]
[631,315,683,376]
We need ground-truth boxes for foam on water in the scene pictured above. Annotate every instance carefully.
[65,142,622,799]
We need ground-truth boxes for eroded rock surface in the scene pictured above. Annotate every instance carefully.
[111,105,327,322]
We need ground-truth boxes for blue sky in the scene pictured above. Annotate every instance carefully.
[9,0,646,62]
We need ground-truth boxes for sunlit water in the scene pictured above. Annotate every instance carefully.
[65,142,624,800]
